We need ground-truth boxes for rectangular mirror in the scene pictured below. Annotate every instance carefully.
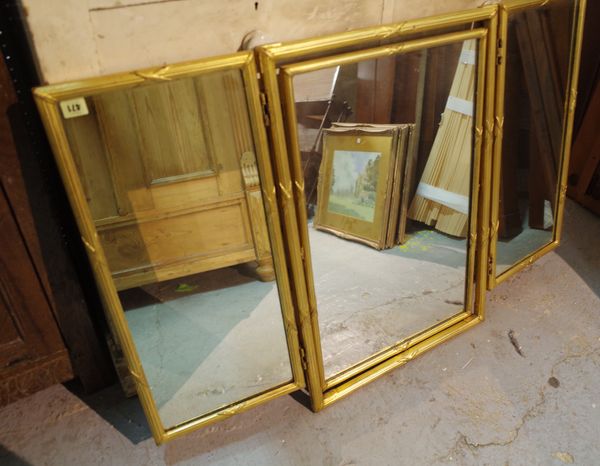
[287,34,483,382]
[259,9,495,407]
[490,0,586,284]
[34,53,305,443]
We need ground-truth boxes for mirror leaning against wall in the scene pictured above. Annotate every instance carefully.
[258,5,497,408]
[33,53,306,443]
[287,35,483,381]
[490,0,587,284]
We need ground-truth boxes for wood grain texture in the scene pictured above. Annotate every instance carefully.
[130,79,213,184]
[101,201,255,289]
[64,105,120,220]
[94,90,154,215]
[0,12,115,392]
[63,68,273,290]
[0,351,72,407]
[0,187,73,407]
[0,50,74,404]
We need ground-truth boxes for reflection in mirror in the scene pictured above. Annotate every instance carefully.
[293,39,479,379]
[62,70,292,428]
[496,1,574,274]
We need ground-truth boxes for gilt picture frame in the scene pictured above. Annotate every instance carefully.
[314,127,398,249]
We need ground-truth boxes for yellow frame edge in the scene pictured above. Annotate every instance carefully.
[258,8,498,411]
[488,0,587,289]
[33,51,307,444]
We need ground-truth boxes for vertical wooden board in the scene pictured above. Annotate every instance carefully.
[130,80,212,183]
[355,57,396,124]
[385,127,405,247]
[545,0,573,92]
[168,79,213,176]
[0,188,67,361]
[397,125,417,244]
[94,90,154,214]
[223,71,254,154]
[391,52,421,123]
[194,70,244,194]
[416,44,461,181]
[499,26,525,239]
[355,59,376,122]
[130,83,174,181]
[63,106,119,220]
[525,10,563,162]
[373,57,396,124]
[570,82,600,194]
[515,16,558,190]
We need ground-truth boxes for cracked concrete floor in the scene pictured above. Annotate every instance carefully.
[1,200,599,466]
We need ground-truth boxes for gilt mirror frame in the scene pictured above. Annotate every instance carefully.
[487,0,587,288]
[256,6,498,411]
[33,51,308,444]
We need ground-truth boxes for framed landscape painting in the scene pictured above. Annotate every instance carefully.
[314,127,398,249]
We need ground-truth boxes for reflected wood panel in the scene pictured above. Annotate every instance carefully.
[63,70,273,289]
[34,52,301,441]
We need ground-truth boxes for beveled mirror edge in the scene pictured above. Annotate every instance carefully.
[33,51,306,444]
[487,0,587,289]
[258,8,498,410]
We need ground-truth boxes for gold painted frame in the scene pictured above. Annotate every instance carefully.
[257,6,498,411]
[314,128,399,249]
[488,0,587,289]
[33,52,307,444]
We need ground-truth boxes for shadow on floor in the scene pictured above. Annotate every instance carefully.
[119,266,275,416]
[0,445,33,466]
[556,209,600,298]
[65,381,152,444]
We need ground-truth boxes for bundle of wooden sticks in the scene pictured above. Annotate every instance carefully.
[408,39,477,238]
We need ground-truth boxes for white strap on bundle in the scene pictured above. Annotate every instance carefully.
[446,96,474,117]
[460,49,476,65]
[416,182,470,215]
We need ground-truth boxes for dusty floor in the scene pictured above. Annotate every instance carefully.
[120,222,467,428]
[123,272,292,429]
[1,200,599,465]
[495,200,554,275]
[311,226,466,378]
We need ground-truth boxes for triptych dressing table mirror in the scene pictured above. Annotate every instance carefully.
[33,1,586,444]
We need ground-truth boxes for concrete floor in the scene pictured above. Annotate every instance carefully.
[311,226,467,378]
[120,222,467,428]
[122,270,292,429]
[496,200,554,275]
[1,200,599,465]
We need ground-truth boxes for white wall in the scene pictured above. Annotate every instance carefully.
[21,0,487,83]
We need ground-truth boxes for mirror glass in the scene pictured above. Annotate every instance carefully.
[496,0,575,275]
[61,69,293,428]
[292,38,480,379]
